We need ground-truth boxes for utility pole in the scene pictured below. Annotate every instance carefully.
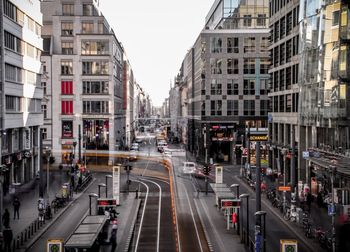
[255,141,262,252]
[39,129,44,198]
[78,124,82,163]
[291,126,296,203]
[247,123,251,176]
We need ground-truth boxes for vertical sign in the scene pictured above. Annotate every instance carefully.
[112,165,120,205]
[216,166,223,184]
[24,129,31,149]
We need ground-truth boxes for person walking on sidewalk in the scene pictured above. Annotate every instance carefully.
[2,209,10,228]
[12,197,20,220]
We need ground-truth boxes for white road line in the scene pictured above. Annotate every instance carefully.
[141,178,162,252]
[134,180,149,252]
[184,184,204,252]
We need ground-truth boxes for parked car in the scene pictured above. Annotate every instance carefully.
[183,162,196,174]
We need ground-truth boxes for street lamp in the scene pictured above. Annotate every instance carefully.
[230,184,240,198]
[240,193,250,246]
[73,141,77,161]
[88,193,98,215]
[255,211,267,252]
[45,148,51,205]
[98,183,106,198]
[105,174,113,198]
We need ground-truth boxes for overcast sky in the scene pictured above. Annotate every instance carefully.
[99,0,214,107]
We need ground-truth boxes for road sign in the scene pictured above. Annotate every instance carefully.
[215,166,223,184]
[47,239,63,252]
[280,239,298,252]
[113,165,121,205]
[278,186,291,192]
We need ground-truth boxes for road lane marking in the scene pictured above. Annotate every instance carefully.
[134,180,149,252]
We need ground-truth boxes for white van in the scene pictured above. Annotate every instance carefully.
[183,162,196,174]
[157,142,168,152]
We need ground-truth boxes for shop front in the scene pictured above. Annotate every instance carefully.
[83,119,109,150]
[209,125,235,163]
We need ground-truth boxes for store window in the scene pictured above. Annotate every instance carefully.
[83,119,109,150]
[62,121,73,138]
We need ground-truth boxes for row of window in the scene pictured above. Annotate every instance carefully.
[270,5,299,42]
[271,35,299,67]
[207,79,269,96]
[61,60,109,75]
[3,0,41,36]
[60,40,110,55]
[4,31,41,60]
[272,93,299,113]
[201,100,269,116]
[5,64,40,86]
[62,3,97,16]
[59,100,110,115]
[210,37,269,54]
[271,64,299,92]
[5,96,41,113]
[209,58,270,75]
[61,21,107,36]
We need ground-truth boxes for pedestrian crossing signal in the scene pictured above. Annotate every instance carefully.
[47,239,63,252]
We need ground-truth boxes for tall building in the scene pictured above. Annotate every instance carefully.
[185,0,270,164]
[268,0,300,190]
[0,0,43,191]
[298,0,350,196]
[123,57,135,149]
[40,0,124,163]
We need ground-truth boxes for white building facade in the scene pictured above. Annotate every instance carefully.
[40,0,124,163]
[1,0,43,191]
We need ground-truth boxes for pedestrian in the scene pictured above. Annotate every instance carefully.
[12,197,20,220]
[306,192,312,212]
[3,227,12,252]
[2,209,10,228]
[110,220,117,252]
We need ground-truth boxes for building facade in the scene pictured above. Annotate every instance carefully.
[298,0,350,200]
[268,0,300,190]
[185,0,270,164]
[0,0,43,191]
[40,0,124,163]
[123,57,134,149]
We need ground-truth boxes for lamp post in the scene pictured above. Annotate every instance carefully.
[255,211,267,252]
[45,148,51,205]
[98,183,106,198]
[329,165,337,252]
[88,193,98,215]
[105,174,113,198]
[73,141,77,161]
[240,193,250,246]
[230,184,240,198]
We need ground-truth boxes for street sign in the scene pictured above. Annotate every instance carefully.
[221,199,241,209]
[47,239,63,252]
[280,239,298,252]
[302,151,309,159]
[215,166,223,184]
[278,186,291,192]
[328,204,336,216]
[112,165,121,205]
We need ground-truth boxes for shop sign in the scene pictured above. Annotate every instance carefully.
[249,135,268,141]
[24,151,32,158]
[24,129,31,150]
[62,121,73,138]
[112,165,120,205]
[278,186,291,192]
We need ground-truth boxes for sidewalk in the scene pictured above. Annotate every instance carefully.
[194,194,246,252]
[3,170,69,238]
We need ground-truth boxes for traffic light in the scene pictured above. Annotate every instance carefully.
[203,166,210,176]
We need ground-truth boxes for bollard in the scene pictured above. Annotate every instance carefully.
[24,229,27,242]
[34,220,37,232]
[31,223,34,235]
[17,236,20,249]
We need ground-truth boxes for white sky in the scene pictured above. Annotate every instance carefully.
[99,0,214,107]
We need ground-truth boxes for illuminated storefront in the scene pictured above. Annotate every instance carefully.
[83,119,110,150]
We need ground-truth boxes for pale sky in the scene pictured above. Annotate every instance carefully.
[99,0,214,107]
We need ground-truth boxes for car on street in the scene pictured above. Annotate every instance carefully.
[157,142,168,152]
[182,162,196,174]
[128,151,138,162]
[130,143,139,151]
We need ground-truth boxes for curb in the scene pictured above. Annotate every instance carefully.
[24,178,97,251]
[237,176,321,252]
[123,199,141,252]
